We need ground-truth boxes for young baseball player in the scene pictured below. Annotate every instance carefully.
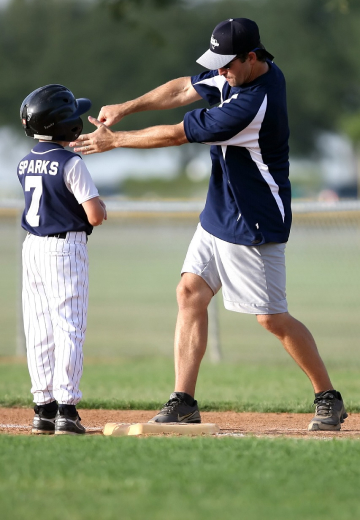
[18,84,107,435]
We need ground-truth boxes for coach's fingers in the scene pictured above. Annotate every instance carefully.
[69,133,90,149]
[88,116,103,128]
[98,106,111,124]
[71,121,116,155]
[69,118,103,150]
[72,135,97,154]
[97,104,123,127]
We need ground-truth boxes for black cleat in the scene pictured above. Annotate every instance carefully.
[308,390,348,431]
[149,393,201,424]
[32,402,58,435]
[55,405,86,435]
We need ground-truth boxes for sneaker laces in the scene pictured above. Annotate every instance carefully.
[314,392,335,417]
[160,396,183,415]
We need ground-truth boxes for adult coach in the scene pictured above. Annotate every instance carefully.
[71,18,346,431]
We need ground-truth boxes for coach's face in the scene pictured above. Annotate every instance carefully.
[218,51,258,87]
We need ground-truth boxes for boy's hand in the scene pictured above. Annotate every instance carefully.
[99,198,108,221]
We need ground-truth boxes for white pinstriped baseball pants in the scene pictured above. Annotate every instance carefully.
[22,231,88,405]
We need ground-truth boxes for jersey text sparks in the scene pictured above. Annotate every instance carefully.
[18,160,59,175]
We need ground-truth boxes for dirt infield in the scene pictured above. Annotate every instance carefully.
[1,408,360,438]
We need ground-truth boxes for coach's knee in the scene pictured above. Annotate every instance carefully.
[256,313,289,335]
[176,276,212,311]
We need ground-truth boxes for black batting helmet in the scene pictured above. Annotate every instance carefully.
[20,84,92,141]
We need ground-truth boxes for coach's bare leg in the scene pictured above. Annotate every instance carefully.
[174,273,213,398]
[256,312,333,393]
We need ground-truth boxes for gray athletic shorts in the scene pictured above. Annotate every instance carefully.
[181,223,288,315]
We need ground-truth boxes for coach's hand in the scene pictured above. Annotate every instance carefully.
[70,117,116,155]
[98,104,125,126]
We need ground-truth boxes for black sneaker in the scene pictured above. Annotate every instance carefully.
[308,390,348,431]
[55,405,86,435]
[149,393,201,423]
[32,402,58,435]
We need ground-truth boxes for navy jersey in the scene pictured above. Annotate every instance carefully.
[17,142,94,236]
[183,61,292,245]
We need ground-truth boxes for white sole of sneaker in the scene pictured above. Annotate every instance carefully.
[31,429,54,435]
[308,422,341,431]
[308,411,348,431]
[55,431,85,435]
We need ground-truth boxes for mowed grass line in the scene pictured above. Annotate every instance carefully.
[1,358,360,412]
[0,435,360,520]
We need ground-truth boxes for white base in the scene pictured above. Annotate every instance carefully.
[103,422,220,437]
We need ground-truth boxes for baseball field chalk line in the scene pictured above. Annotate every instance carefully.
[103,422,220,436]
[0,424,31,430]
[0,424,103,433]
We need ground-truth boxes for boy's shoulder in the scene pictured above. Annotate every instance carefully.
[24,142,82,160]
[18,143,82,173]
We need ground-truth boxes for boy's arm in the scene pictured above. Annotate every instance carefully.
[64,157,107,226]
[82,197,107,226]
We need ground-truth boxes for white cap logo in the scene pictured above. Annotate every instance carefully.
[210,35,219,49]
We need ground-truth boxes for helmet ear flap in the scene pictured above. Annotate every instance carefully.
[21,109,27,130]
[61,117,83,141]
[71,120,83,140]
[20,103,30,134]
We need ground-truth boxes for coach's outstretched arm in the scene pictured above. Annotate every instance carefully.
[70,119,189,155]
[97,77,201,127]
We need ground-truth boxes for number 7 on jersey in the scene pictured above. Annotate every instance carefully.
[25,176,42,227]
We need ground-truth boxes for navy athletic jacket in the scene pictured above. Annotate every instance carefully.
[17,142,93,236]
[183,61,292,245]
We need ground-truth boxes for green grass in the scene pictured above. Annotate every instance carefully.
[1,215,359,520]
[2,357,360,412]
[1,435,360,520]
[1,216,360,362]
[86,220,360,363]
[0,215,360,411]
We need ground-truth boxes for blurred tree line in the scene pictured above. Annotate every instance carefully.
[1,0,360,156]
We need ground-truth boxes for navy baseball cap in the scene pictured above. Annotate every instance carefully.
[196,18,274,70]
